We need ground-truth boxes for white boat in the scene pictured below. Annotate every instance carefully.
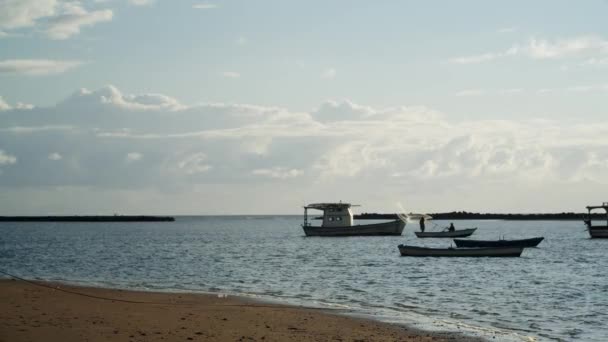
[584,202,608,238]
[302,202,405,237]
[414,228,477,238]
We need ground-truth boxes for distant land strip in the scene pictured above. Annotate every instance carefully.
[0,216,175,222]
[355,212,600,221]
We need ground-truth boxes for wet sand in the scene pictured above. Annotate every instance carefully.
[0,279,484,341]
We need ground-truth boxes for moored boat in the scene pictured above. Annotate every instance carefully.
[584,203,608,238]
[302,202,405,237]
[414,228,477,238]
[398,245,523,257]
[453,237,544,248]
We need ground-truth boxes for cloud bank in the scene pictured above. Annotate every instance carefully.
[1,85,607,214]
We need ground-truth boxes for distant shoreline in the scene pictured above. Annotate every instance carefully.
[0,216,175,222]
[356,212,594,221]
[0,213,600,221]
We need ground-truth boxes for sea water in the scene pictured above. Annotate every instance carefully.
[1,217,605,341]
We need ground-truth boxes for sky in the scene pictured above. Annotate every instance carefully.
[1,0,608,215]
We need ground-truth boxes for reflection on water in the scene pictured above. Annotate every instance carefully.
[0,217,604,341]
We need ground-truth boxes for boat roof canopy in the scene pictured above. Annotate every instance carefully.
[304,203,360,210]
[587,204,608,210]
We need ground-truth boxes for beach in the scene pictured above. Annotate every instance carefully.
[0,279,481,342]
[2,217,599,341]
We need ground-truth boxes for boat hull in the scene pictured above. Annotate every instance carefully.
[589,226,608,238]
[415,228,477,238]
[303,220,405,237]
[398,245,523,257]
[453,237,544,248]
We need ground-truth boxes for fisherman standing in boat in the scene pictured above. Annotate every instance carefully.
[448,222,455,232]
[419,217,425,232]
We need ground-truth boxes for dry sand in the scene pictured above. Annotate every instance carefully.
[0,279,484,342]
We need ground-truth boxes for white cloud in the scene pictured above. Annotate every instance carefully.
[311,99,376,123]
[193,3,218,10]
[321,68,337,79]
[66,85,185,111]
[99,85,185,111]
[449,35,608,64]
[0,96,34,111]
[0,0,57,29]
[48,152,62,161]
[222,71,240,78]
[177,153,212,174]
[498,27,517,33]
[0,59,83,75]
[313,141,388,178]
[526,36,608,59]
[565,84,608,93]
[0,150,17,165]
[126,152,143,162]
[15,102,35,110]
[449,52,503,64]
[252,167,303,179]
[0,96,11,111]
[129,0,154,6]
[0,125,73,133]
[582,58,608,66]
[449,47,518,64]
[46,2,113,40]
[455,89,486,97]
[0,1,112,39]
[454,88,524,97]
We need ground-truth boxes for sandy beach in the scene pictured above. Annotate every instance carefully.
[0,279,483,342]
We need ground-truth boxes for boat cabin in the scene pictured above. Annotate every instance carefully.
[303,203,359,228]
[585,202,608,228]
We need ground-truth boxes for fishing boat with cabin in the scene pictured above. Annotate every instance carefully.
[584,202,608,238]
[302,202,406,236]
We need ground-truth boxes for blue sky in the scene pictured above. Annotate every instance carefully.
[1,0,608,214]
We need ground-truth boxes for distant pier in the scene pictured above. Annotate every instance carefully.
[0,216,175,222]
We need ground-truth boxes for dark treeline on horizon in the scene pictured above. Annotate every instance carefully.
[0,216,175,222]
[356,211,604,221]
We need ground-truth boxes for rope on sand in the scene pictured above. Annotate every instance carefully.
[0,269,339,310]
[0,269,163,304]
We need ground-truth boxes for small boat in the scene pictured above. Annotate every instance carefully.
[584,203,608,238]
[398,245,523,257]
[302,202,406,237]
[414,228,477,238]
[453,237,544,248]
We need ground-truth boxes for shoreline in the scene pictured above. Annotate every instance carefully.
[356,212,590,220]
[0,278,488,342]
[0,215,175,222]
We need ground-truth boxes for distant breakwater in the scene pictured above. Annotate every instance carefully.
[355,212,596,220]
[0,216,175,222]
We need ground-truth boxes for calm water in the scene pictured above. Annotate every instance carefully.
[1,217,605,341]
